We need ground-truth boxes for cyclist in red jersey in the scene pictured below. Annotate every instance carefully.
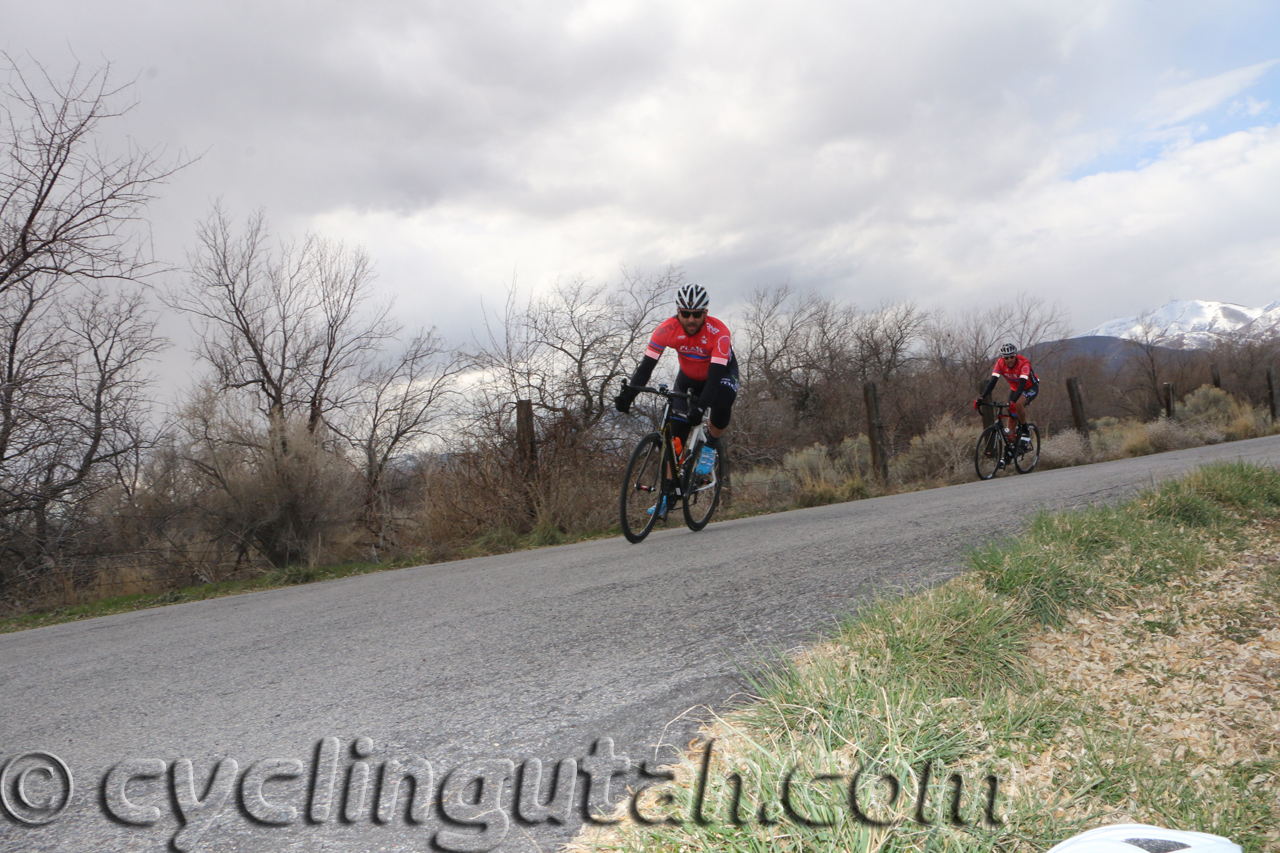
[975,342,1039,443]
[613,283,739,468]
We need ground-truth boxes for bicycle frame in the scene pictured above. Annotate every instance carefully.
[629,382,695,464]
[974,399,1040,479]
[619,382,724,541]
[979,399,1019,433]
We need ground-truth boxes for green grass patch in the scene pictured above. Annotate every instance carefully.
[834,580,1031,698]
[587,461,1280,853]
[967,462,1280,627]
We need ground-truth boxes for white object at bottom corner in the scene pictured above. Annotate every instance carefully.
[1045,824,1241,853]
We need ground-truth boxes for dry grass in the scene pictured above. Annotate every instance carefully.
[891,415,981,484]
[565,467,1280,853]
[1039,428,1092,470]
[1031,552,1279,768]
[1012,526,1280,840]
[714,388,1277,517]
[570,535,1280,851]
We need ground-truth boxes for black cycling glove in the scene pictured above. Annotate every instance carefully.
[614,385,639,413]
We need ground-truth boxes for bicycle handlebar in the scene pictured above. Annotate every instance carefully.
[623,383,693,401]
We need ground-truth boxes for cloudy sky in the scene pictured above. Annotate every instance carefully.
[7,0,1280,352]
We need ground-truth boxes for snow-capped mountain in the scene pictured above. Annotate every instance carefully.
[1245,299,1280,337]
[1080,299,1280,348]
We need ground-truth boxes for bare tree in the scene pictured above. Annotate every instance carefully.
[0,286,162,584]
[0,58,174,602]
[335,330,467,549]
[1124,311,1175,418]
[171,207,393,441]
[172,386,358,570]
[454,269,676,534]
[736,286,928,453]
[171,207,467,566]
[473,268,678,435]
[1209,326,1280,404]
[1000,294,1071,361]
[922,295,1067,389]
[852,302,927,383]
[0,58,178,298]
[739,284,826,415]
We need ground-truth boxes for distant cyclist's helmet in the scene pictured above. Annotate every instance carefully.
[1045,824,1240,853]
[999,342,1018,357]
[676,283,710,312]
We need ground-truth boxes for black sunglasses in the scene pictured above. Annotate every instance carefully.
[678,310,706,319]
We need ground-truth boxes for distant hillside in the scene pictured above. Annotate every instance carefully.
[1025,336,1198,371]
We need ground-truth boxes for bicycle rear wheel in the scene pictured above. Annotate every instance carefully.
[974,424,1004,481]
[1014,424,1040,474]
[621,433,666,543]
[681,440,723,531]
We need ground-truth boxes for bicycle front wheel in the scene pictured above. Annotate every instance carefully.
[681,441,724,531]
[974,424,1004,481]
[621,433,666,543]
[1014,424,1041,474]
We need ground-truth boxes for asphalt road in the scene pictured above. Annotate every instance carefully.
[3,435,1279,853]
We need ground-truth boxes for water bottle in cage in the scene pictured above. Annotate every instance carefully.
[695,444,716,476]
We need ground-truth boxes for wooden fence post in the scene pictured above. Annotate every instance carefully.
[515,399,538,525]
[1268,368,1279,423]
[863,381,890,483]
[976,382,994,430]
[1066,377,1090,444]
[515,399,537,478]
[1163,382,1175,419]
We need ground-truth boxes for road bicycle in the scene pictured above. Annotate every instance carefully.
[618,383,725,543]
[974,400,1040,480]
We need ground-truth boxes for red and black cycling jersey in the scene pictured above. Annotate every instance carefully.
[991,354,1038,391]
[644,315,733,383]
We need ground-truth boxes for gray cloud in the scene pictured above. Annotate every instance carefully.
[5,0,1280,363]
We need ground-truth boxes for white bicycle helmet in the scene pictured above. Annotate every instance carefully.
[999,342,1018,357]
[1045,824,1240,853]
[676,283,709,311]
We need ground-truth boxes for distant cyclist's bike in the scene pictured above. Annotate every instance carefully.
[619,383,725,543]
[974,401,1040,480]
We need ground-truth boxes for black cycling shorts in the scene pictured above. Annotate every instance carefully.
[671,362,740,431]
[1011,384,1038,405]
